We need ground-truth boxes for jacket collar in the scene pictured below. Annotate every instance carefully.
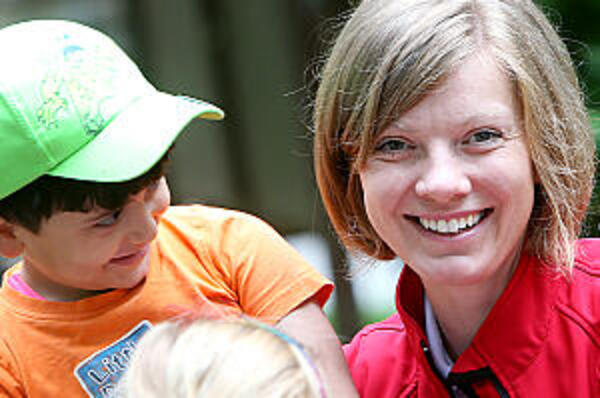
[396,252,561,383]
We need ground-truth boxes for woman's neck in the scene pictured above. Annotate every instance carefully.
[425,283,499,359]
[422,250,522,359]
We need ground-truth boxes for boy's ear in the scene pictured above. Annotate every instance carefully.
[0,218,24,258]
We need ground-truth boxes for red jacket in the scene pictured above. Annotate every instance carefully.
[344,239,600,397]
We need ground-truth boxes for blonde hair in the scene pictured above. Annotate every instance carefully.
[117,318,326,398]
[313,0,595,273]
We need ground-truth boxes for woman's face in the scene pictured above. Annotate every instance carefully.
[359,54,535,288]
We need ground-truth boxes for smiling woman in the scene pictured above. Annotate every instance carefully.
[313,0,598,397]
[360,54,535,289]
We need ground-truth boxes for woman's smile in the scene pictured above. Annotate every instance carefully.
[409,208,492,235]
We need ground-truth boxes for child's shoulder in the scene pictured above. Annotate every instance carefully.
[158,204,279,243]
[162,204,264,225]
[161,204,267,231]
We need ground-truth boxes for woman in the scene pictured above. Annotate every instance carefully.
[313,0,598,396]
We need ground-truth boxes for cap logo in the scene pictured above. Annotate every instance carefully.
[36,34,122,136]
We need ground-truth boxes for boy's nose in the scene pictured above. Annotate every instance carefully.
[128,179,170,245]
[146,179,170,221]
[415,152,471,203]
[128,203,159,246]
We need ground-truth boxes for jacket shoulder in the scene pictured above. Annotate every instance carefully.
[559,239,600,337]
[574,239,600,272]
[344,314,418,397]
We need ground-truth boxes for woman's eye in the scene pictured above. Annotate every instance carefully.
[95,210,121,227]
[375,138,410,153]
[464,129,502,145]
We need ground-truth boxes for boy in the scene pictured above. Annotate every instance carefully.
[0,20,356,397]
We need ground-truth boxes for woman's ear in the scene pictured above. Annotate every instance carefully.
[0,218,24,258]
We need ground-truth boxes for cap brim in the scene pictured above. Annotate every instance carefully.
[47,91,224,182]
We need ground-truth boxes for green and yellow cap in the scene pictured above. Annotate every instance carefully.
[0,19,224,200]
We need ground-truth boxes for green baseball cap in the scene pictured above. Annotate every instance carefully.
[0,19,224,200]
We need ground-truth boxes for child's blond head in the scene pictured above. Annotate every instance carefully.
[118,318,326,398]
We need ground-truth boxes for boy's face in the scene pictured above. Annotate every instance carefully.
[12,177,170,301]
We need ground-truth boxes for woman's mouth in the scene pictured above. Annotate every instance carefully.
[409,209,492,235]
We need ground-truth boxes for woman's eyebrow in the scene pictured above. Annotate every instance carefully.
[389,109,518,131]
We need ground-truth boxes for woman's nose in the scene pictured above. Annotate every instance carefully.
[415,150,471,203]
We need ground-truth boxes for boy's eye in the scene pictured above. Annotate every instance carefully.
[144,178,163,196]
[463,129,502,145]
[148,178,161,191]
[95,210,122,227]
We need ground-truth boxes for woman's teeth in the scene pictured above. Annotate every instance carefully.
[419,213,483,234]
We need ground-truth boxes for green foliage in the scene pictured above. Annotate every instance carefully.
[535,1,600,105]
[583,109,600,237]
[534,0,600,236]
[585,46,600,104]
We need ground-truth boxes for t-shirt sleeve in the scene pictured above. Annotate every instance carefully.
[219,211,333,322]
[158,206,333,324]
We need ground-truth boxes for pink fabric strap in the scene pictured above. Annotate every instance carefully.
[7,272,46,300]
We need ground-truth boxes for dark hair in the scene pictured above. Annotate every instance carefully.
[0,149,172,233]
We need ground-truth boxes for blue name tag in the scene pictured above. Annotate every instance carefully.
[74,320,152,397]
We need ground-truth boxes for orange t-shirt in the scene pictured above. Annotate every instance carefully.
[0,205,333,397]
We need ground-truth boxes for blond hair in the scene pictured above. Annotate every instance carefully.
[313,0,595,273]
[117,318,326,398]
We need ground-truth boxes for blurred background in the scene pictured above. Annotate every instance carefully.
[0,0,599,342]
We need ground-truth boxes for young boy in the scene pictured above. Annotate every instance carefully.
[0,20,356,397]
